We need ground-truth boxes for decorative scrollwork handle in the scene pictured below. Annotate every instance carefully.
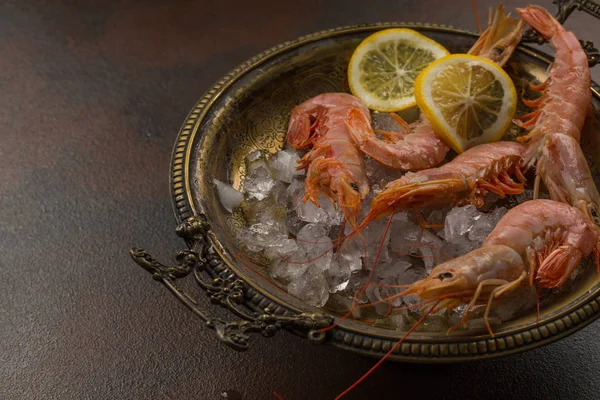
[521,0,600,67]
[129,216,333,351]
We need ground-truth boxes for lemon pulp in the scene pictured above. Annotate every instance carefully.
[415,54,517,153]
[349,29,450,112]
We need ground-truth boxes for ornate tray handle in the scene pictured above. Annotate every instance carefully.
[130,216,333,351]
[522,0,600,67]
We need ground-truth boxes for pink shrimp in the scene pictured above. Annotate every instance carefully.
[535,132,600,225]
[346,5,524,171]
[286,93,370,223]
[516,5,591,151]
[356,141,527,228]
[400,199,598,335]
[515,6,600,227]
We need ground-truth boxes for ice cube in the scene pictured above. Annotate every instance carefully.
[360,217,392,267]
[397,265,428,286]
[268,181,289,204]
[342,273,370,300]
[377,252,426,287]
[363,157,404,187]
[298,196,342,225]
[297,198,329,223]
[286,209,306,236]
[287,265,329,307]
[402,293,422,308]
[243,196,287,235]
[389,212,421,256]
[246,150,263,164]
[445,236,480,258]
[287,178,305,207]
[442,205,502,257]
[376,259,412,280]
[388,212,444,271]
[237,223,287,253]
[264,238,300,260]
[268,150,305,183]
[444,205,480,242]
[270,248,309,284]
[213,179,244,213]
[287,179,341,225]
[419,229,445,273]
[365,285,393,315]
[238,194,288,253]
[424,209,448,229]
[468,207,507,243]
[326,256,352,293]
[357,190,377,220]
[244,166,276,200]
[440,240,463,259]
[297,224,333,271]
[447,304,467,327]
[245,150,267,177]
[336,242,364,273]
[318,196,344,225]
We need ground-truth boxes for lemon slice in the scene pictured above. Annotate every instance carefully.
[348,28,450,112]
[415,54,517,153]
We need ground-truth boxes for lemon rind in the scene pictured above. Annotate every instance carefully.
[415,54,517,153]
[349,28,450,112]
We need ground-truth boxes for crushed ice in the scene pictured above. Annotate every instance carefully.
[224,147,540,325]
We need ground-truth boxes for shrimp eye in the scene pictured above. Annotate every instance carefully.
[350,183,359,191]
[438,272,453,280]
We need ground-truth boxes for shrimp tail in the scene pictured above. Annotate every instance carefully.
[468,5,525,65]
[346,108,411,170]
[346,108,449,171]
[516,6,561,40]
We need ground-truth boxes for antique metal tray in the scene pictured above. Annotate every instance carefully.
[131,5,600,362]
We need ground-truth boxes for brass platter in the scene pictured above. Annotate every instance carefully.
[131,20,600,362]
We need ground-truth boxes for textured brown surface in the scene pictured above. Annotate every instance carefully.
[2,1,600,399]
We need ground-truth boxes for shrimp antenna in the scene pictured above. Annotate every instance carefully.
[472,0,482,33]
[334,299,441,400]
[318,213,394,333]
[273,392,284,400]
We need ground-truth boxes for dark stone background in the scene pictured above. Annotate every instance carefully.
[2,1,600,399]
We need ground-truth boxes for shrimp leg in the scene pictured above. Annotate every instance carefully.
[484,272,527,336]
[447,279,509,333]
[537,245,583,288]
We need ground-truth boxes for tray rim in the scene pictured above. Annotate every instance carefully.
[170,22,600,362]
